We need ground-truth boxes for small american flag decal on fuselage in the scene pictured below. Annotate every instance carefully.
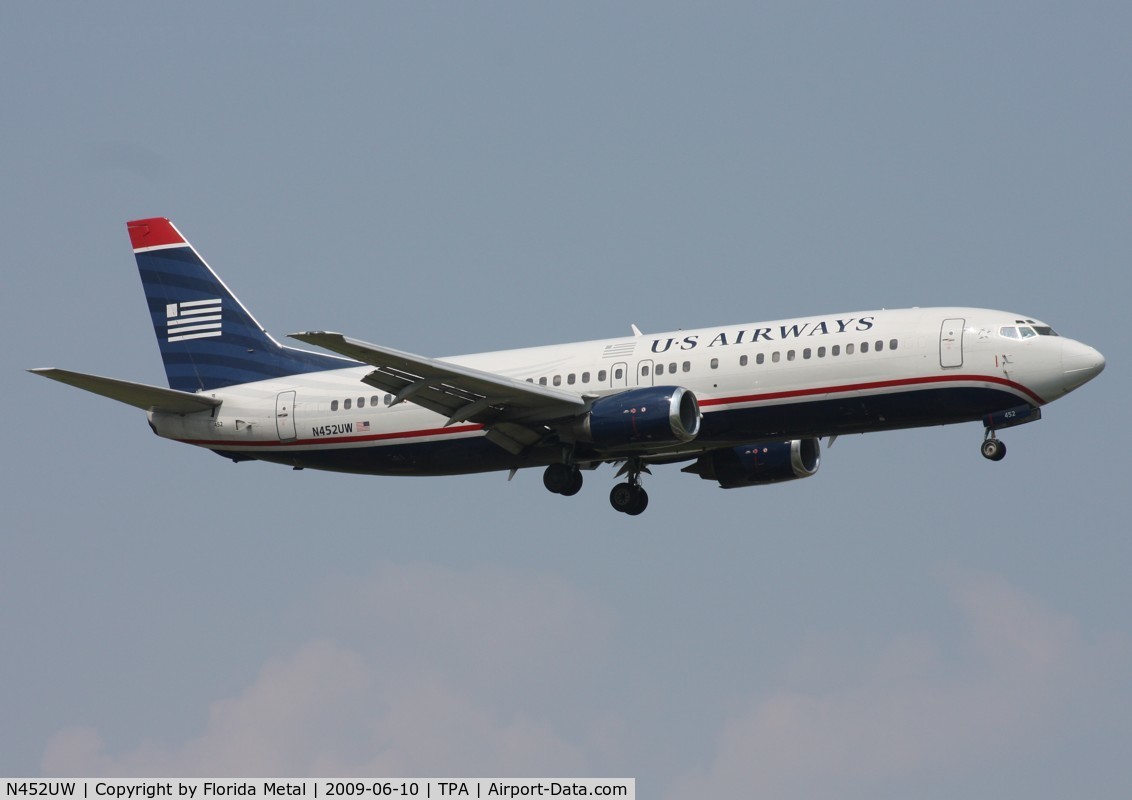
[167,298,222,342]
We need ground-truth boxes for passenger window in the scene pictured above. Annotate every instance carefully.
[344,398,352,410]
[526,378,534,383]
[710,358,719,369]
[384,395,392,405]
[787,350,796,361]
[582,372,590,383]
[598,370,607,382]
[772,352,781,363]
[656,363,665,375]
[682,361,691,372]
[846,343,854,355]
[669,362,677,373]
[331,400,339,411]
[641,366,650,376]
[756,353,765,365]
[889,339,898,350]
[614,368,623,380]
[803,348,811,359]
[817,346,826,358]
[860,342,869,353]
[553,375,562,386]
[371,396,380,407]
[539,377,547,386]
[739,355,748,366]
[567,373,576,384]
[875,340,883,352]
[832,345,840,356]
[358,397,365,408]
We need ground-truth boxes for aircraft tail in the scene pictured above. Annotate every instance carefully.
[128,217,350,392]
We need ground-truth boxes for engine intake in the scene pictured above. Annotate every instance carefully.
[574,386,701,449]
[683,438,821,488]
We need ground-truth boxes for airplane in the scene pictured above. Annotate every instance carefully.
[30,217,1105,515]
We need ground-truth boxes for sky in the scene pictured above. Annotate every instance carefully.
[2,2,1130,796]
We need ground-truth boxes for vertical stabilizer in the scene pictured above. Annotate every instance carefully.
[128,217,349,392]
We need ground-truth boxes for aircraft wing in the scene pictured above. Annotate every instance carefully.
[29,368,221,414]
[289,332,587,451]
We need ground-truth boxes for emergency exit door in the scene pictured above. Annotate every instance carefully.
[276,390,297,441]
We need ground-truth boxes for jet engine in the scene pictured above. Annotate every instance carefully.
[573,386,701,449]
[683,438,821,488]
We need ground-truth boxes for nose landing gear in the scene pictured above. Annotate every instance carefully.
[981,430,1007,461]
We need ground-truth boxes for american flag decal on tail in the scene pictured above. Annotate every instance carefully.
[166,298,222,342]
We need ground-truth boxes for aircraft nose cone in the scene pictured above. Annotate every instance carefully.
[1062,340,1105,392]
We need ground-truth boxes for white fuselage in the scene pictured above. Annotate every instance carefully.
[147,307,1102,476]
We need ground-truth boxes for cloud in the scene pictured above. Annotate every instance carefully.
[41,565,1127,794]
[41,562,616,777]
[665,571,1131,800]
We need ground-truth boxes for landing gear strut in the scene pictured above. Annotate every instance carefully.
[609,458,649,515]
[981,430,1007,461]
[543,463,583,496]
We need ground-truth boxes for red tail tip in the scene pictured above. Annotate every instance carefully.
[127,217,184,250]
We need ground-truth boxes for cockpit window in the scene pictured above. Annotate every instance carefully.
[1033,326,1058,336]
[1000,326,1019,339]
[1019,326,1037,339]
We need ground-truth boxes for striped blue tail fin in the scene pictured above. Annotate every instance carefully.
[128,217,350,392]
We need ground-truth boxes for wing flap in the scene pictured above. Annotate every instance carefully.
[29,368,221,414]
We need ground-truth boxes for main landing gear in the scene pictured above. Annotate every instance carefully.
[609,458,649,516]
[543,462,584,496]
[609,481,648,515]
[541,458,650,515]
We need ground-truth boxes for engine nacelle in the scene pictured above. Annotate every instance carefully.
[574,386,701,449]
[683,438,821,488]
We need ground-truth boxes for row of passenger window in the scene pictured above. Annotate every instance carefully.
[330,394,393,412]
[733,338,899,368]
[526,363,693,387]
[327,339,901,411]
[528,339,902,385]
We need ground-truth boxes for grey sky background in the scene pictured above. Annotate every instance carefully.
[3,3,1129,797]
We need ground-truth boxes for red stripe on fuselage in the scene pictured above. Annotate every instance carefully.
[697,373,1045,409]
[180,423,484,448]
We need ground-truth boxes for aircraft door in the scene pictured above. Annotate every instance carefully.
[276,390,297,441]
[610,362,629,389]
[637,359,655,386]
[940,318,965,368]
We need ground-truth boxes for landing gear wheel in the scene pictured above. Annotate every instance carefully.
[610,483,648,515]
[560,469,584,496]
[626,488,648,515]
[981,438,1006,461]
[543,463,575,494]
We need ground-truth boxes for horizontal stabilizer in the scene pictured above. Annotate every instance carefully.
[29,368,221,414]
